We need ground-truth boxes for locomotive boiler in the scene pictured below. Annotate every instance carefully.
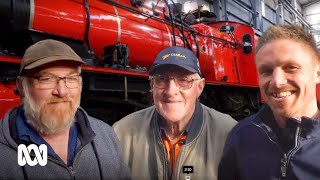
[0,0,261,123]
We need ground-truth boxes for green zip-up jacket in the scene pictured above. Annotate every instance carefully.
[113,102,237,180]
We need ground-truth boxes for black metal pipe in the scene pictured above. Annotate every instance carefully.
[0,0,30,33]
[0,0,31,55]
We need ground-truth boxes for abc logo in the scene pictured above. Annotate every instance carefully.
[17,144,48,166]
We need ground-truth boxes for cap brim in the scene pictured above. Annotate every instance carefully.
[23,55,84,70]
[149,63,198,75]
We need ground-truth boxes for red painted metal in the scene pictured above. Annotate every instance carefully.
[32,0,86,41]
[0,0,263,120]
[0,56,22,63]
[30,0,258,85]
[32,0,171,69]
[209,21,258,85]
[317,84,320,101]
[0,82,20,119]
[2,0,318,121]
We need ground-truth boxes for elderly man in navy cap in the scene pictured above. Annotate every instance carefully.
[113,46,237,180]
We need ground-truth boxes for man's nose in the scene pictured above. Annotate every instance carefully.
[52,79,69,97]
[165,78,180,94]
[270,69,287,87]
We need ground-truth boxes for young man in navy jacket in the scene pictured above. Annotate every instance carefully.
[218,24,320,180]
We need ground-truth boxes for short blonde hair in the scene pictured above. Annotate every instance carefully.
[256,24,319,62]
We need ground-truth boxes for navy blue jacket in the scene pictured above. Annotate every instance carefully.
[218,104,320,180]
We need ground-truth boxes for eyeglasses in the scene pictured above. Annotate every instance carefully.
[150,74,200,90]
[28,75,81,89]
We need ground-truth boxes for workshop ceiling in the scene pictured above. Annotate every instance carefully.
[298,0,320,8]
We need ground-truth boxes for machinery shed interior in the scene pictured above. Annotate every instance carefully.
[0,0,319,124]
[196,0,319,49]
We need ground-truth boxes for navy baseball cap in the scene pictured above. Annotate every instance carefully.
[149,46,202,76]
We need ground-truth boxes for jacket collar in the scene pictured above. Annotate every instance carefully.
[156,101,203,144]
[74,107,96,147]
[253,104,320,152]
[254,104,320,135]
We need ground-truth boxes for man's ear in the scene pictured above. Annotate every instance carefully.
[316,64,320,84]
[16,76,25,97]
[196,78,205,98]
[149,78,154,92]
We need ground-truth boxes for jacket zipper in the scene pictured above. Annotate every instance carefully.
[68,166,76,179]
[47,156,76,179]
[28,155,76,179]
[173,141,185,180]
[157,133,169,180]
[253,123,300,179]
[67,143,89,179]
[280,126,301,179]
[163,144,169,180]
[28,145,87,179]
[280,154,287,178]
[171,145,175,180]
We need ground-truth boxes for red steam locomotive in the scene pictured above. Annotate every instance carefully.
[0,0,262,123]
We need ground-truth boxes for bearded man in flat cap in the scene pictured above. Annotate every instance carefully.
[0,39,130,180]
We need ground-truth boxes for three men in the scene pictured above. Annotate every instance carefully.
[218,25,320,179]
[0,39,130,179]
[113,46,237,180]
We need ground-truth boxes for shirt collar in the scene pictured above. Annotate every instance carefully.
[16,108,43,144]
[16,108,78,165]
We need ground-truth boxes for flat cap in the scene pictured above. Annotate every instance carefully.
[20,39,84,75]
